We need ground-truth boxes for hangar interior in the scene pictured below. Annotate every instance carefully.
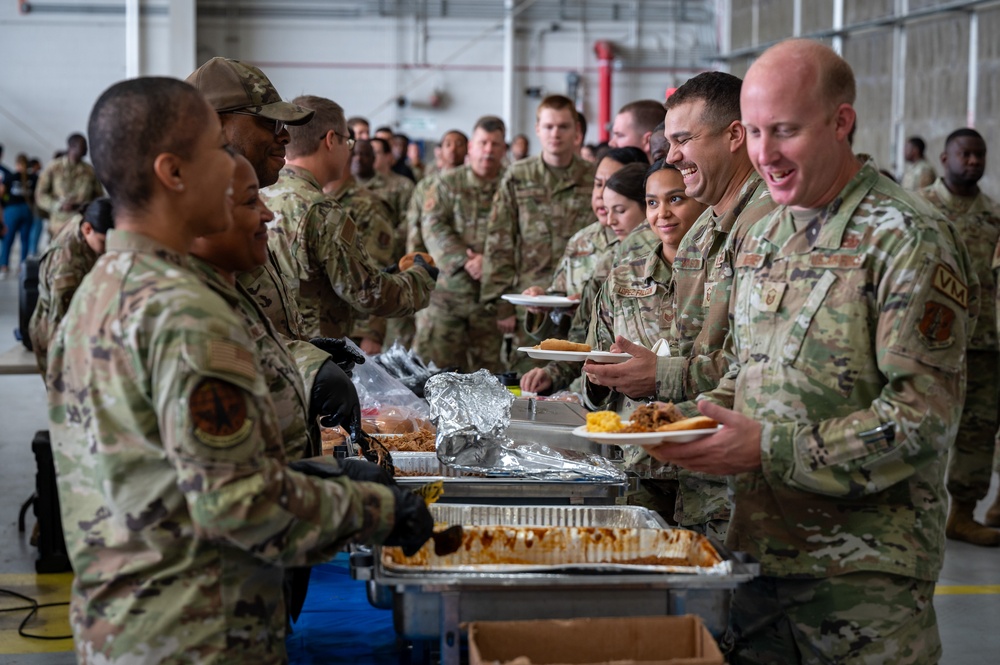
[0,1,998,663]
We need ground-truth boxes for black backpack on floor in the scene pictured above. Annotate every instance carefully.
[18,256,40,351]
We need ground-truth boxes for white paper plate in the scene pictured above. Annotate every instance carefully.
[517,347,632,364]
[572,424,722,446]
[502,294,578,308]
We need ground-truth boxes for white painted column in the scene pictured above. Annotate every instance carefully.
[503,0,516,135]
[891,0,909,178]
[125,0,140,78]
[832,0,844,55]
[168,0,196,78]
[967,9,978,127]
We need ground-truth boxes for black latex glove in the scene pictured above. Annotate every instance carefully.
[382,262,400,274]
[340,457,396,486]
[308,337,366,375]
[289,456,394,486]
[413,254,440,281]
[310,359,361,429]
[384,486,434,556]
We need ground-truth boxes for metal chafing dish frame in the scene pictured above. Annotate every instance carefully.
[391,452,626,505]
[349,505,758,665]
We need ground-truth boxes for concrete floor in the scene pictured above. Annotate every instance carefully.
[0,265,998,664]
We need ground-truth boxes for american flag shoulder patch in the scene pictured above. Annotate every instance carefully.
[208,340,257,382]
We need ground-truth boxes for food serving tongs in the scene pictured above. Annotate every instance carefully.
[352,428,463,556]
[414,480,464,556]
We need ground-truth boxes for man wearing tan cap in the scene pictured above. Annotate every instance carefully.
[187,57,316,343]
[187,56,313,189]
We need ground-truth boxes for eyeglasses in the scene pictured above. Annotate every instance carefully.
[334,131,355,150]
[228,110,286,136]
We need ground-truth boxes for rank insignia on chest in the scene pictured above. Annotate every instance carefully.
[616,285,657,298]
[753,281,786,312]
[190,378,254,448]
[917,301,956,348]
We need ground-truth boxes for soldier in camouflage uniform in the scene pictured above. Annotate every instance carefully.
[29,198,113,375]
[480,95,596,375]
[49,77,432,665]
[239,227,307,339]
[360,137,415,242]
[901,136,937,191]
[263,95,436,340]
[582,165,712,533]
[185,56,316,342]
[917,128,1000,547]
[192,154,333,464]
[391,131,471,349]
[519,148,651,394]
[650,41,977,664]
[590,74,776,537]
[34,133,103,238]
[324,164,397,355]
[414,116,508,372]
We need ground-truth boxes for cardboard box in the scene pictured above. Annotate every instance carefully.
[468,615,725,665]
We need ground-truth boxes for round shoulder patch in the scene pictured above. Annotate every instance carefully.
[189,378,253,449]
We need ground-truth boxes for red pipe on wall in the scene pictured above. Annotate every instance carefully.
[593,41,614,143]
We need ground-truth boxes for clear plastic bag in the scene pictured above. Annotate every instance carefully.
[346,339,432,432]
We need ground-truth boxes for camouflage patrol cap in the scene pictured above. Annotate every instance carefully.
[186,57,314,125]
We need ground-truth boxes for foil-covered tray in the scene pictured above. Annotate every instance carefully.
[392,452,621,483]
[382,524,726,575]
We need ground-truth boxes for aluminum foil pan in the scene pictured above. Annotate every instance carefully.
[382,524,728,575]
[428,504,667,529]
[425,370,626,482]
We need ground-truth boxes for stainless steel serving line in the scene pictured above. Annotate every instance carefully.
[392,452,626,505]
[349,504,758,665]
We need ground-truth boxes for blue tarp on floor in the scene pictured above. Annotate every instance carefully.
[286,553,408,664]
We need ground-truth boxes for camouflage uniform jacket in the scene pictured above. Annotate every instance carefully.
[542,223,658,390]
[405,175,438,254]
[34,156,103,234]
[550,221,616,297]
[701,163,977,580]
[918,177,1000,351]
[901,158,936,191]
[263,165,434,339]
[360,170,415,257]
[328,175,397,344]
[29,219,97,375]
[657,174,774,402]
[47,229,397,664]
[585,245,675,413]
[238,236,304,340]
[480,154,596,319]
[421,164,502,304]
[524,221,616,344]
[191,256,323,462]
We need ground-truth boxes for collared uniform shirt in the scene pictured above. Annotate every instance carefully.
[704,163,977,581]
[47,230,397,664]
[263,166,434,339]
[480,154,596,319]
[657,174,775,401]
[327,174,397,344]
